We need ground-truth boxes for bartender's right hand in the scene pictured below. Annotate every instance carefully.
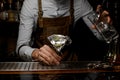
[32,45,61,65]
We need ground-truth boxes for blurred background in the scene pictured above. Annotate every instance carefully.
[0,0,24,61]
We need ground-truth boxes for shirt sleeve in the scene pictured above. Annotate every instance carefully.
[74,0,93,22]
[16,0,38,61]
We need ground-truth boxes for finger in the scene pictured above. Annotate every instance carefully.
[101,11,109,18]
[91,25,96,29]
[100,11,112,23]
[96,5,102,13]
[43,45,61,61]
[107,16,111,23]
[102,11,109,15]
[38,50,52,64]
[40,45,60,65]
[38,52,50,65]
[40,48,60,65]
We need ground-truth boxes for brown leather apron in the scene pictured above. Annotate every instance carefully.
[35,0,78,80]
[35,16,71,48]
[32,0,75,61]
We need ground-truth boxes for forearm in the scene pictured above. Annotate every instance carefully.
[16,20,35,61]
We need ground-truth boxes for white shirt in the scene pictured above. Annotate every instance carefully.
[16,0,102,61]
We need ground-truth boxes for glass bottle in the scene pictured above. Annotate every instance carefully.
[7,0,19,22]
[0,0,7,20]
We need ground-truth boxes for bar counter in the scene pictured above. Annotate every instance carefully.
[0,61,120,74]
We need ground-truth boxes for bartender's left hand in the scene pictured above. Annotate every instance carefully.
[92,5,112,29]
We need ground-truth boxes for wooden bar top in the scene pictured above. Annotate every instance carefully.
[0,61,120,74]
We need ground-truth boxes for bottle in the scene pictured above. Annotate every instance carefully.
[104,38,120,66]
[0,0,7,20]
[7,0,18,22]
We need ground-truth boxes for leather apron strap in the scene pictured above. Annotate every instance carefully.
[38,0,43,28]
[37,0,74,28]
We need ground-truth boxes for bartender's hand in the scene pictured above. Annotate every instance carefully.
[92,5,112,29]
[32,45,61,65]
